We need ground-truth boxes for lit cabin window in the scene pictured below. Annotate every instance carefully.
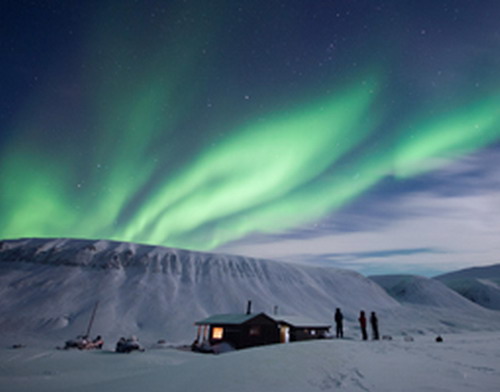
[212,327,224,339]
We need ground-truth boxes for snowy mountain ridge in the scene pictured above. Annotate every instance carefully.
[0,238,391,297]
[0,237,226,270]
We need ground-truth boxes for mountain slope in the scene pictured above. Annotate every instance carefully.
[435,264,500,310]
[0,238,397,345]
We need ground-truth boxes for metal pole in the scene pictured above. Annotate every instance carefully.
[85,301,99,337]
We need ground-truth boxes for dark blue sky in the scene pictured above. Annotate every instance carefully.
[1,1,499,275]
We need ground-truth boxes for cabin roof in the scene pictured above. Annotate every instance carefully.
[195,312,271,326]
[195,312,330,328]
[273,315,331,329]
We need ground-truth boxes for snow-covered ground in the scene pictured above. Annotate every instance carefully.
[1,332,500,392]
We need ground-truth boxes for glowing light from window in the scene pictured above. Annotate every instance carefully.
[212,327,224,339]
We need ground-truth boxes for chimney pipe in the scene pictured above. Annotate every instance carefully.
[246,300,252,315]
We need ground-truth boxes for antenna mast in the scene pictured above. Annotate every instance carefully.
[85,301,99,337]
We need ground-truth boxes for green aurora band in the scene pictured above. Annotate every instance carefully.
[2,84,499,250]
[1,4,500,251]
[119,78,380,247]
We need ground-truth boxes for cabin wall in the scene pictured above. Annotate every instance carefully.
[207,319,280,349]
[240,324,279,348]
[196,313,331,351]
[209,325,242,348]
[290,327,330,341]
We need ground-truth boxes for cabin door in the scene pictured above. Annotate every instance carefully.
[280,326,290,343]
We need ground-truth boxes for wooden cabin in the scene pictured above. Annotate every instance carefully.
[194,312,280,350]
[193,311,331,351]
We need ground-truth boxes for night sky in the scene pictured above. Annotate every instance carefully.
[1,1,499,275]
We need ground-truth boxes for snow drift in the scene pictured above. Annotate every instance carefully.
[3,333,500,392]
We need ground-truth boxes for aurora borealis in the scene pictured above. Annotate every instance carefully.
[1,1,499,274]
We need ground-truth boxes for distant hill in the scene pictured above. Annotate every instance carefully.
[368,273,500,333]
[435,264,500,311]
[369,274,483,311]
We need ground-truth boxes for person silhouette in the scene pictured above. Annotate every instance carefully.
[359,311,367,341]
[370,312,379,340]
[334,308,344,338]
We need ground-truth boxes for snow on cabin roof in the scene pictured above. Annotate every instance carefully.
[195,313,330,328]
[273,315,331,329]
[195,313,268,326]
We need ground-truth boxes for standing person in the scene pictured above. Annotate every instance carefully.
[334,308,344,338]
[358,311,368,341]
[370,312,380,340]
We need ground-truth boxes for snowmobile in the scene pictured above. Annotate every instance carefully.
[63,335,89,350]
[63,335,104,350]
[115,336,145,353]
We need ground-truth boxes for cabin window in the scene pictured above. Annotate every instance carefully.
[249,326,261,336]
[212,327,224,340]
